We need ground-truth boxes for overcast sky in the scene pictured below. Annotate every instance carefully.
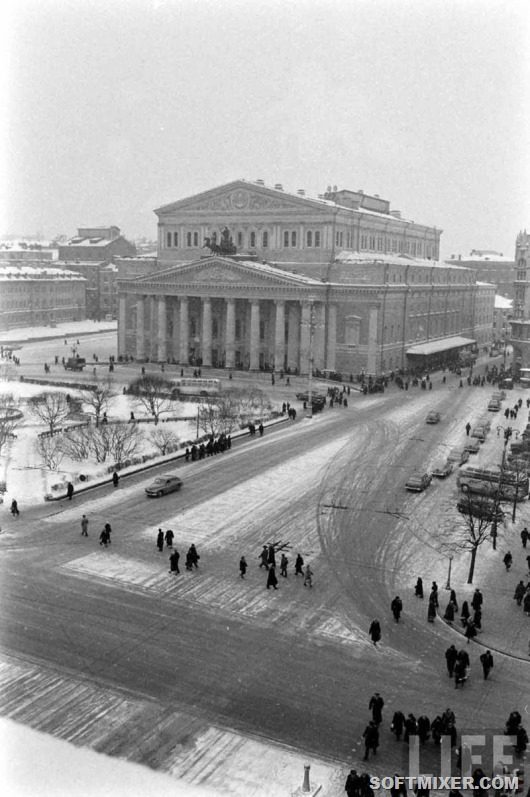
[2,0,529,259]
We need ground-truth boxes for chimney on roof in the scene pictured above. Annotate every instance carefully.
[255,179,265,185]
[451,254,455,259]
[297,189,305,196]
[458,255,462,261]
[274,183,283,191]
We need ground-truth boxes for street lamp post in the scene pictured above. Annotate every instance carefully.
[445,555,454,590]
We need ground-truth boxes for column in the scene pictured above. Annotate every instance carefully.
[149,296,157,359]
[225,297,236,369]
[136,295,145,360]
[249,299,260,370]
[313,302,326,370]
[299,301,311,374]
[157,296,167,362]
[179,296,189,363]
[172,300,179,361]
[326,303,337,371]
[201,297,212,367]
[366,305,379,374]
[287,303,300,371]
[118,294,127,358]
[274,300,285,371]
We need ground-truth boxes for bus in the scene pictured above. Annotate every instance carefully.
[519,368,530,388]
[170,377,221,398]
[457,465,529,502]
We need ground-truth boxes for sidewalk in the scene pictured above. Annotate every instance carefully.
[0,319,117,345]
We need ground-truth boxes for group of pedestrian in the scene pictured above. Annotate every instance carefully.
[99,522,112,547]
[505,711,528,754]
[185,434,232,461]
[391,707,458,749]
[361,693,384,760]
[257,545,313,589]
[344,769,377,797]
[513,580,530,615]
[156,530,200,574]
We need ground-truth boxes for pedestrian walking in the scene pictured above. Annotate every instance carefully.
[112,471,120,488]
[391,596,403,622]
[443,601,456,622]
[169,549,180,573]
[479,650,493,679]
[523,591,530,615]
[414,577,424,598]
[165,529,174,547]
[473,608,482,630]
[449,589,458,612]
[391,710,405,741]
[258,423,264,436]
[521,527,529,548]
[465,422,471,436]
[280,553,288,577]
[427,598,437,623]
[465,620,477,643]
[362,721,379,761]
[445,644,458,677]
[185,549,193,571]
[239,556,247,579]
[66,481,74,500]
[417,715,431,744]
[259,545,269,570]
[157,529,164,552]
[267,544,276,568]
[81,514,89,536]
[303,563,313,587]
[429,587,439,608]
[461,600,471,626]
[514,581,526,606]
[404,714,418,743]
[189,544,200,568]
[10,499,19,517]
[99,527,109,547]
[527,554,530,574]
[369,619,381,646]
[471,589,483,611]
[294,553,304,575]
[503,551,513,571]
[266,564,278,590]
[454,659,467,688]
[369,692,384,725]
[345,770,361,797]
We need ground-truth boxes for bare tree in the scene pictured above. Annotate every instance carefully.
[27,392,69,435]
[0,393,21,456]
[107,423,141,463]
[197,389,245,436]
[129,375,174,423]
[80,378,116,426]
[61,426,93,461]
[63,423,142,464]
[36,435,65,470]
[441,495,499,583]
[150,426,180,455]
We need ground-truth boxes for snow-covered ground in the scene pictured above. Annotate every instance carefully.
[0,319,117,344]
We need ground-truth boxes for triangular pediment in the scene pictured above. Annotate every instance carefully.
[131,256,323,289]
[154,180,330,216]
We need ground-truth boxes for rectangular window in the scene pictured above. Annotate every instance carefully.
[237,232,243,247]
[339,232,343,247]
[314,231,320,247]
[284,231,289,248]
[259,320,265,341]
[250,231,256,248]
[166,232,172,248]
[369,236,376,250]
[377,237,383,251]
[193,232,199,247]
[336,231,340,246]
[235,319,241,338]
[306,231,312,247]
[291,231,297,247]
[360,235,368,250]
[262,231,268,248]
[173,231,179,247]
[187,232,192,247]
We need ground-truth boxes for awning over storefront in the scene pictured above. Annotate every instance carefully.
[406,336,476,357]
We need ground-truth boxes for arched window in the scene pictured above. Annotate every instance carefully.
[250,231,256,248]
[186,232,192,247]
[306,231,312,247]
[173,231,179,247]
[291,231,297,247]
[284,231,289,247]
[262,231,268,248]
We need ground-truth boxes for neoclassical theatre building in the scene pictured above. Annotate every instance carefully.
[118,180,495,375]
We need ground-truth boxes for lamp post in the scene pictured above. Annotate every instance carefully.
[445,554,454,590]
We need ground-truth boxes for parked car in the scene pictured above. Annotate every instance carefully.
[432,460,454,479]
[425,411,441,424]
[447,447,470,465]
[405,472,432,492]
[464,439,481,454]
[491,391,506,401]
[471,425,487,441]
[487,400,501,412]
[457,497,504,523]
[145,474,183,497]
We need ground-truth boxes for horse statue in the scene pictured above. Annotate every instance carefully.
[203,236,221,255]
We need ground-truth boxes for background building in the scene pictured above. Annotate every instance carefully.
[155,179,441,266]
[447,249,514,298]
[58,226,136,262]
[509,230,530,371]
[0,266,86,330]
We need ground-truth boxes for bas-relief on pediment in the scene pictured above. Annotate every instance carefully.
[179,188,303,213]
[187,267,241,283]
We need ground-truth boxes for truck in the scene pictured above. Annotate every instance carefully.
[64,357,86,371]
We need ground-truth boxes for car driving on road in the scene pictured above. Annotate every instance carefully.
[447,447,470,465]
[426,411,441,424]
[432,461,454,479]
[405,472,432,492]
[145,474,183,497]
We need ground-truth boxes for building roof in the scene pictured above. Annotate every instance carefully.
[406,336,476,356]
[0,266,85,281]
[495,295,513,310]
[449,253,514,263]
[62,236,117,248]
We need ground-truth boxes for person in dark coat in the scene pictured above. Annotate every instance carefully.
[443,601,456,622]
[66,481,74,500]
[369,692,384,725]
[449,589,458,612]
[479,650,493,679]
[417,715,431,744]
[280,553,288,577]
[465,422,471,436]
[465,620,477,643]
[259,546,269,570]
[157,529,164,552]
[10,499,19,516]
[362,721,379,760]
[431,716,443,745]
[99,528,109,547]
[473,608,482,630]
[503,551,513,571]
[514,580,526,605]
[267,544,276,567]
[429,587,439,608]
[345,770,361,797]
[404,714,418,743]
[391,596,403,622]
[460,601,471,626]
[295,554,304,575]
[104,522,112,544]
[169,549,180,573]
[414,577,424,598]
[369,619,381,646]
[185,549,193,571]
[524,591,530,615]
[258,423,264,436]
[454,659,467,688]
[112,471,120,488]
[189,544,200,568]
[445,645,458,677]
[521,527,529,548]
[427,598,437,622]
[239,556,247,579]
[471,589,483,611]
[391,710,405,741]
[266,564,278,590]
[165,529,174,547]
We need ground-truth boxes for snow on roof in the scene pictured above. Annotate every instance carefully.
[335,251,465,268]
[0,266,86,280]
[452,253,514,263]
[63,237,114,247]
[495,295,513,310]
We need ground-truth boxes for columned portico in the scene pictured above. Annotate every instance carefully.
[179,296,189,363]
[274,300,286,371]
[157,296,167,362]
[136,295,145,360]
[225,297,236,369]
[299,301,312,374]
[249,300,260,370]
[201,297,213,367]
[118,294,127,357]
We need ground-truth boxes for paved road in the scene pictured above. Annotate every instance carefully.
[0,376,527,789]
